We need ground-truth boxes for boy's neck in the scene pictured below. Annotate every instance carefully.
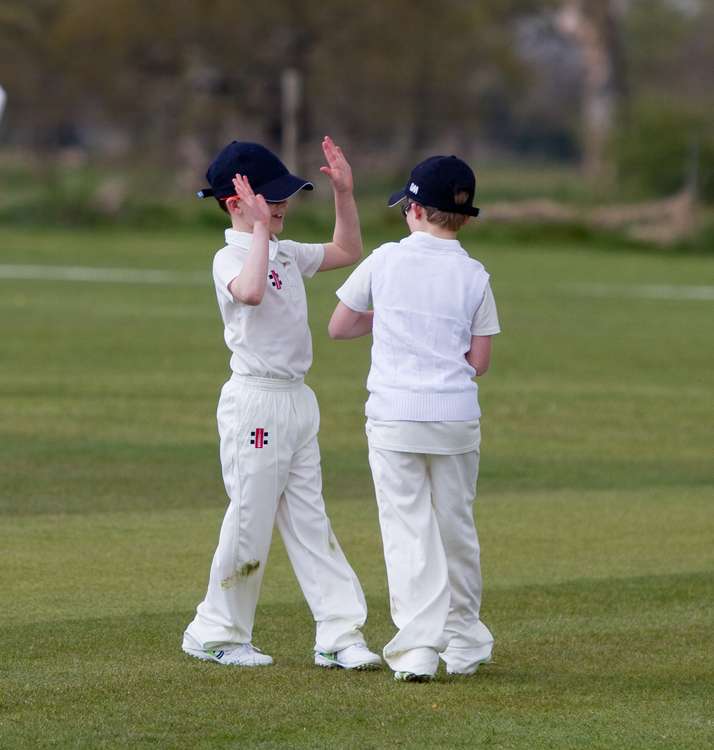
[413,224,459,240]
[231,217,281,240]
[231,216,253,233]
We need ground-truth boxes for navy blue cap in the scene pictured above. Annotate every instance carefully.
[388,155,479,217]
[197,141,313,202]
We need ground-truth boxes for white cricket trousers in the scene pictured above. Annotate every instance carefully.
[185,374,368,653]
[368,439,494,676]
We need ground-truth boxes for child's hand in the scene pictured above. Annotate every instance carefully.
[232,174,271,228]
[320,136,353,194]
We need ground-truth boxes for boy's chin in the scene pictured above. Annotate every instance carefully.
[270,219,285,235]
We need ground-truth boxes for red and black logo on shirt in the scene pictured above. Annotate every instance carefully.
[250,428,269,448]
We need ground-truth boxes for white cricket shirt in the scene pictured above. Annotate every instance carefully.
[336,231,500,422]
[213,229,325,379]
[365,418,481,455]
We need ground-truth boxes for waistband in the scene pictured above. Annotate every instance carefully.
[229,373,305,391]
[366,388,479,421]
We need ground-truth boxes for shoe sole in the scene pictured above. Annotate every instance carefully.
[394,672,434,683]
[183,646,221,663]
[314,655,382,670]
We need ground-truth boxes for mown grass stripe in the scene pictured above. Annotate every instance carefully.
[566,282,714,300]
[0,264,208,285]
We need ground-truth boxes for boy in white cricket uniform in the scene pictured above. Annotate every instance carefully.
[328,156,500,682]
[182,138,381,670]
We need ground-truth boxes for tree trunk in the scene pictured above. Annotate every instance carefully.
[557,0,625,181]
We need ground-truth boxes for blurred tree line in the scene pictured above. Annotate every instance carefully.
[0,0,712,200]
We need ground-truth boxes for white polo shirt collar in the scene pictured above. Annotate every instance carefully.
[405,231,468,256]
[225,228,279,261]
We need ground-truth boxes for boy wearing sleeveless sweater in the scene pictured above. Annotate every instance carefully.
[328,156,500,682]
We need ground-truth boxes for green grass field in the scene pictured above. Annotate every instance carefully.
[1,222,713,749]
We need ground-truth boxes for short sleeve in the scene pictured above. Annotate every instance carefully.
[336,254,374,312]
[284,240,325,278]
[213,249,244,302]
[471,282,501,335]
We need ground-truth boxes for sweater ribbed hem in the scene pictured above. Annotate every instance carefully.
[366,389,480,421]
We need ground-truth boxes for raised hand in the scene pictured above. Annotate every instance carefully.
[320,136,353,194]
[232,174,271,228]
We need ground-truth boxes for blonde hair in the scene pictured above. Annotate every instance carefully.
[422,190,471,231]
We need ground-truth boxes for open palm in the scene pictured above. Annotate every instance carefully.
[320,136,353,194]
[232,174,271,227]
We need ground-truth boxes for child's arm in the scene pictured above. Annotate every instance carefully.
[227,174,271,306]
[328,302,373,339]
[318,137,363,271]
[466,335,493,376]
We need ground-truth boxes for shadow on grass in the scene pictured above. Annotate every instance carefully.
[3,572,711,748]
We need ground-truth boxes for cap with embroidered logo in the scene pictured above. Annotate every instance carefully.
[197,141,313,202]
[388,155,479,217]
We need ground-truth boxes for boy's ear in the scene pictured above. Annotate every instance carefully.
[225,197,241,214]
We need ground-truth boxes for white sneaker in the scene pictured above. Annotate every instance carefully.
[394,671,434,683]
[446,655,492,676]
[183,635,273,667]
[315,643,382,670]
